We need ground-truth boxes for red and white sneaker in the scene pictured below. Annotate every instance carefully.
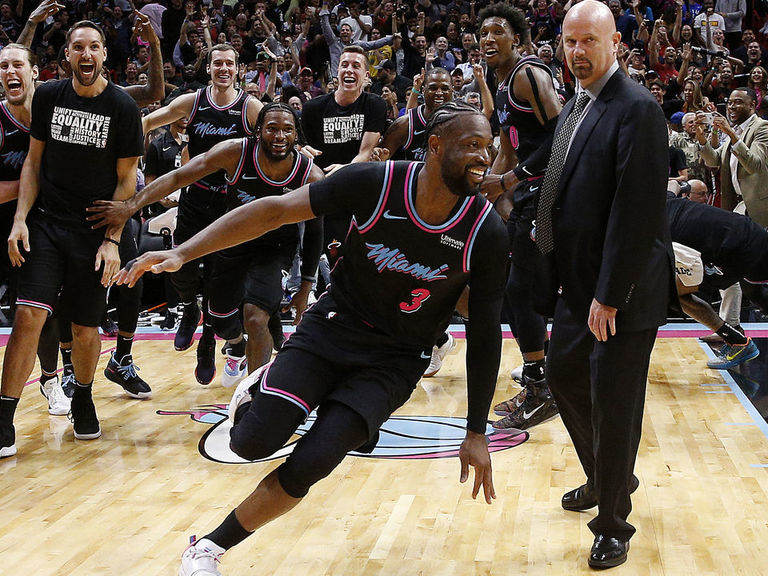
[179,537,224,576]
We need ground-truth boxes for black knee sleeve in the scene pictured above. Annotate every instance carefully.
[276,402,369,498]
[505,265,546,354]
[211,311,243,341]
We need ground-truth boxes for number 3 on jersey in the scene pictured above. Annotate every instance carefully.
[400,288,431,313]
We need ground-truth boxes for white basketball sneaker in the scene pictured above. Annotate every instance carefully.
[179,538,224,576]
[221,354,247,388]
[40,375,71,416]
[423,333,456,377]
[227,363,269,424]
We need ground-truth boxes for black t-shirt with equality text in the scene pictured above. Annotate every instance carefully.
[31,79,144,229]
[301,91,387,169]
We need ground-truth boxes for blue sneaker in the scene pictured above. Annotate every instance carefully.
[707,338,760,370]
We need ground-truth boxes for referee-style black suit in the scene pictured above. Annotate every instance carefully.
[537,68,674,540]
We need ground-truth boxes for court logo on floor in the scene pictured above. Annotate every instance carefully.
[158,406,529,464]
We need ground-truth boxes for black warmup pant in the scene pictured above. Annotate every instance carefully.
[546,297,657,541]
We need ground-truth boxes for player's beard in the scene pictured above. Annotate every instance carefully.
[263,141,291,161]
[73,60,103,87]
[441,162,480,198]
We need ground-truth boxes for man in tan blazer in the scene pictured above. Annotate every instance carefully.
[697,88,768,226]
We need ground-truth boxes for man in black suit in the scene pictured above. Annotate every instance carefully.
[535,1,672,569]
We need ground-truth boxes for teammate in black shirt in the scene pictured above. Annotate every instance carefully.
[0,21,143,457]
[301,45,388,272]
[139,43,264,384]
[91,103,324,387]
[477,4,563,431]
[118,101,508,576]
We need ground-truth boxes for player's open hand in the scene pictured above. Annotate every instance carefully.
[95,241,121,287]
[7,220,29,267]
[369,146,390,162]
[115,250,185,288]
[459,430,495,504]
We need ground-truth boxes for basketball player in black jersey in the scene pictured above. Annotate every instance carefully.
[477,3,563,431]
[91,103,324,386]
[0,43,72,424]
[370,67,459,377]
[117,102,508,576]
[138,43,263,385]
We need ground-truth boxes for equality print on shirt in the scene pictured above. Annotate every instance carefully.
[323,113,365,143]
[50,106,110,148]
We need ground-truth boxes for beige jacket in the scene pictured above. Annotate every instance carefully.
[700,115,768,226]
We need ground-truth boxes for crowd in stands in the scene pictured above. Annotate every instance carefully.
[0,0,765,222]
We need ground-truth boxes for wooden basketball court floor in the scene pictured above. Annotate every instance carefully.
[2,324,768,576]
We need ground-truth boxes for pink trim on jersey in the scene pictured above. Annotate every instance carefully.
[207,304,239,319]
[16,299,53,314]
[462,201,493,273]
[0,102,29,132]
[206,86,242,111]
[259,362,311,416]
[404,163,474,233]
[403,108,415,150]
[357,161,394,234]
[300,154,313,185]
[242,96,253,136]
[415,104,427,126]
[253,142,302,185]
[225,138,249,185]
[187,89,203,124]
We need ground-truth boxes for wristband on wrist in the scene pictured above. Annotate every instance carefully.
[499,172,510,194]
[411,88,421,95]
[103,237,120,247]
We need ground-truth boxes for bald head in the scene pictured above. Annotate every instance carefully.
[687,179,710,203]
[562,0,620,88]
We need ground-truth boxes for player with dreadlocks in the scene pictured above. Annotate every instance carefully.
[91,102,324,386]
[116,101,508,576]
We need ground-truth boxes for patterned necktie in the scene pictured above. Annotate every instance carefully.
[535,91,591,255]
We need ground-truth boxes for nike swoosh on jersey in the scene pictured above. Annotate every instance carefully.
[523,404,544,420]
[383,210,407,220]
[162,145,173,151]
[413,129,425,136]
[5,129,18,136]
[198,106,211,111]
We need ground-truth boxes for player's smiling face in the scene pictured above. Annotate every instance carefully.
[479,17,517,70]
[66,27,106,88]
[439,114,492,197]
[337,52,368,94]
[0,47,37,105]
[208,48,238,89]
[260,110,296,160]
[423,72,452,111]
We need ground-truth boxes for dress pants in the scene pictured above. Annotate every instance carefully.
[546,296,657,540]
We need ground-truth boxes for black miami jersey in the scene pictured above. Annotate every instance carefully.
[495,56,556,177]
[187,86,252,193]
[225,138,314,250]
[0,101,29,182]
[400,104,429,161]
[309,160,507,349]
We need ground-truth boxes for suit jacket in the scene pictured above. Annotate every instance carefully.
[536,69,673,333]
[699,116,768,226]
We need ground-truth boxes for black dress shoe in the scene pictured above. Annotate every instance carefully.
[561,475,640,511]
[588,534,629,569]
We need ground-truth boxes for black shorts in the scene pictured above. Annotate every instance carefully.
[259,292,431,441]
[507,180,540,271]
[173,186,228,246]
[16,214,107,326]
[209,241,295,317]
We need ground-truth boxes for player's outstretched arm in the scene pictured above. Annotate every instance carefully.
[116,186,316,287]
